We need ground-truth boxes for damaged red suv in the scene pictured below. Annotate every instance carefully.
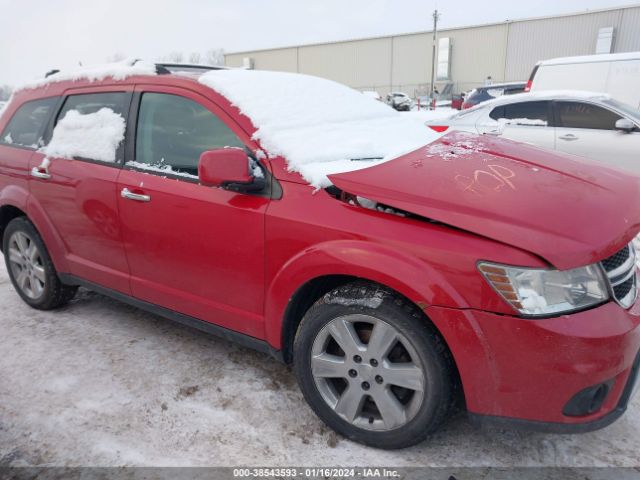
[1,61,639,449]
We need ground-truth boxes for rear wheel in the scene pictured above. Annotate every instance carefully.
[3,217,77,310]
[293,282,455,449]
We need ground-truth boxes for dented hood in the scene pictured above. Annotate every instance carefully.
[328,132,640,269]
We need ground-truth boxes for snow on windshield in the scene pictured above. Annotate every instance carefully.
[199,70,440,188]
[18,59,157,91]
[42,108,125,163]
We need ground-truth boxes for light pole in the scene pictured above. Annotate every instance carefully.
[430,9,440,103]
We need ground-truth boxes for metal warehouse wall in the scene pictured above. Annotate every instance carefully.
[505,6,640,81]
[225,5,640,96]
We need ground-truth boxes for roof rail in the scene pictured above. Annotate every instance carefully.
[45,69,60,78]
[155,63,228,74]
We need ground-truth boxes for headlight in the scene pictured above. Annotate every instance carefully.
[478,262,609,317]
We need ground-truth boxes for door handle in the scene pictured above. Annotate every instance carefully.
[30,167,51,180]
[559,134,579,141]
[484,130,502,136]
[121,188,151,202]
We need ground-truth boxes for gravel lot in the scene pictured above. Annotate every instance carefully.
[0,258,639,468]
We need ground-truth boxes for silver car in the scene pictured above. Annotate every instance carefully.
[426,91,640,174]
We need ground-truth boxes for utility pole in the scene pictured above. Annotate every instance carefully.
[430,9,440,100]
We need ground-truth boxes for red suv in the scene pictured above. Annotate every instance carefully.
[1,62,639,449]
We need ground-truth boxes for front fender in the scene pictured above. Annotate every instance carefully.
[264,239,467,348]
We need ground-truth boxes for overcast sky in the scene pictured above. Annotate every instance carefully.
[0,0,635,86]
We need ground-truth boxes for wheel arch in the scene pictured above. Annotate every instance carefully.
[0,204,27,250]
[264,240,463,365]
[0,188,69,272]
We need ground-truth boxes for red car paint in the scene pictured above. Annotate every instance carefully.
[1,73,639,431]
[329,131,640,270]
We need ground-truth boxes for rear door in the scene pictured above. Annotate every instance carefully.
[29,87,132,293]
[553,101,640,172]
[116,85,269,338]
[477,100,555,150]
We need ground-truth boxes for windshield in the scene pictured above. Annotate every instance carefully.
[603,99,640,123]
[199,70,441,188]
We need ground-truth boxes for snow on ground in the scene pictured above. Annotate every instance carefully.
[199,70,440,188]
[42,108,125,163]
[0,260,638,467]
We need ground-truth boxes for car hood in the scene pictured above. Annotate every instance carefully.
[328,131,640,269]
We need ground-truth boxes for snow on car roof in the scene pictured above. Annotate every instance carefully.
[17,59,157,91]
[468,90,611,110]
[199,69,440,188]
[476,81,526,89]
[540,51,640,66]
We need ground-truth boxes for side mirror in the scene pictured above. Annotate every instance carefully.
[615,118,636,133]
[199,148,252,187]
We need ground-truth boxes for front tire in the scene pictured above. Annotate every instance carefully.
[3,217,77,310]
[293,282,456,449]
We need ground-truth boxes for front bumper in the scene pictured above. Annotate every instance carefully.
[426,300,640,431]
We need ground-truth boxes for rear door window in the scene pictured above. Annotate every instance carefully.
[555,101,622,130]
[56,92,130,122]
[48,92,131,163]
[489,101,550,125]
[1,97,58,148]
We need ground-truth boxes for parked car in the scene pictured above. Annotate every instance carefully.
[1,63,640,449]
[386,91,413,111]
[425,90,640,174]
[527,51,640,109]
[450,94,464,110]
[462,82,526,109]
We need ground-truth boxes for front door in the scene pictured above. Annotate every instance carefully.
[116,86,269,338]
[554,101,640,173]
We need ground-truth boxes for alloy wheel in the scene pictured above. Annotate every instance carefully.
[7,231,46,300]
[311,314,426,431]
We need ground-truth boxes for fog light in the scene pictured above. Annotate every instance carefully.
[563,380,614,417]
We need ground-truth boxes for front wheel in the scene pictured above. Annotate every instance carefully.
[3,217,77,310]
[293,283,456,449]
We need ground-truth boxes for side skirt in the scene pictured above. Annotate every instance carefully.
[59,273,284,362]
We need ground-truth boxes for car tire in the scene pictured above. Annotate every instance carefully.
[3,217,77,310]
[293,282,456,449]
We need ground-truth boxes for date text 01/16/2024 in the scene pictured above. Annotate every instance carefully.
[232,468,400,478]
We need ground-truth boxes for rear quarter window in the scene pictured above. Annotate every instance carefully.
[0,97,58,149]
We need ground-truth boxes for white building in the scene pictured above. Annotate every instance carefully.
[224,4,640,96]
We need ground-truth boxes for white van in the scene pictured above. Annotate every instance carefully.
[527,52,640,109]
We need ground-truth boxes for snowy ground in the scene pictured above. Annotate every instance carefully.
[0,258,639,467]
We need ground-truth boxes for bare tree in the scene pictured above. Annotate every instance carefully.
[106,53,126,63]
[188,52,202,65]
[167,51,184,63]
[204,48,224,66]
[0,85,13,101]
